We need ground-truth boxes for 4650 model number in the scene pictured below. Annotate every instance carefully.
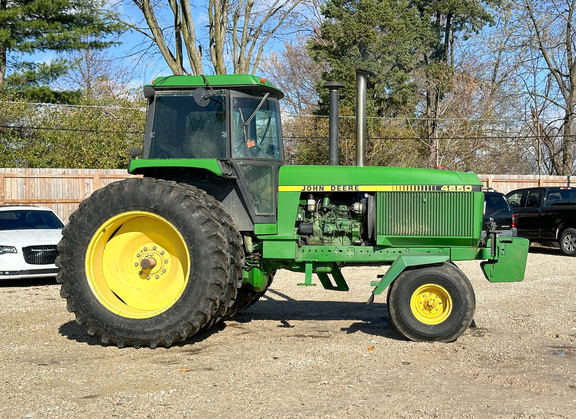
[440,185,473,192]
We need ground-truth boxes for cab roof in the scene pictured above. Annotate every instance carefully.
[149,74,284,99]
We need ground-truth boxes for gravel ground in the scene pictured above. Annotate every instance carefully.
[1,246,576,418]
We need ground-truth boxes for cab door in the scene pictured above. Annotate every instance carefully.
[230,90,284,225]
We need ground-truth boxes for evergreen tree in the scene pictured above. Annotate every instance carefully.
[0,0,124,102]
[308,0,499,167]
[309,0,430,118]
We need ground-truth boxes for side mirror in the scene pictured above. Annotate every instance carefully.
[193,87,210,107]
[143,86,155,99]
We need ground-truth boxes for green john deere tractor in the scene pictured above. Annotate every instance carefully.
[57,73,529,348]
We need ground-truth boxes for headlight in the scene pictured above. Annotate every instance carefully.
[0,246,17,255]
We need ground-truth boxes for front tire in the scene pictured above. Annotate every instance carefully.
[57,178,230,348]
[559,228,576,256]
[387,263,475,342]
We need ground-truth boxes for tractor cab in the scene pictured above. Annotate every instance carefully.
[131,75,285,228]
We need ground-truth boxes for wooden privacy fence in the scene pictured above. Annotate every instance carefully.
[479,174,572,193]
[0,169,572,224]
[0,168,138,223]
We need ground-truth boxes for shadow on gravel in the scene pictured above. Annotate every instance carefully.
[59,321,102,345]
[58,319,228,347]
[0,276,57,288]
[528,245,566,256]
[58,287,405,347]
[228,288,404,341]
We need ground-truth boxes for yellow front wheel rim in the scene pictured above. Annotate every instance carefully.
[86,211,190,319]
[410,283,453,325]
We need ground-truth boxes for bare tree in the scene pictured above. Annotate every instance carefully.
[259,37,322,114]
[55,49,137,100]
[125,0,308,75]
[412,0,499,168]
[519,0,576,175]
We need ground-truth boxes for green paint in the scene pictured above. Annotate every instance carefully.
[150,74,284,98]
[243,266,268,292]
[254,223,277,235]
[277,165,483,188]
[317,266,349,291]
[129,159,223,176]
[481,237,530,282]
[371,254,450,296]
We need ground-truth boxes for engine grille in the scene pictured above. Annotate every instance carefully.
[22,245,58,265]
[377,191,475,237]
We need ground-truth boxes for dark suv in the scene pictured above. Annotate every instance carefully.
[481,191,517,243]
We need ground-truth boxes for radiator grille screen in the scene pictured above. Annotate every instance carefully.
[377,191,475,237]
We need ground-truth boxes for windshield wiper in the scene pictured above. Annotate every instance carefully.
[243,93,270,126]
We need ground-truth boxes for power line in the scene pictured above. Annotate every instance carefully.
[0,125,143,135]
[0,100,144,111]
[284,113,535,124]
[285,134,576,141]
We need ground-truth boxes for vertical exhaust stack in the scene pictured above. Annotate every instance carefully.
[323,81,345,165]
[355,69,373,167]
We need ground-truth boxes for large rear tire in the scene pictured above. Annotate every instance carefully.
[57,178,232,348]
[386,263,475,342]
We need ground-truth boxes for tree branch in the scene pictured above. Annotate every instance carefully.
[180,0,203,74]
[133,0,183,75]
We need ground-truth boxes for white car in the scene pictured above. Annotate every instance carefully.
[0,206,64,280]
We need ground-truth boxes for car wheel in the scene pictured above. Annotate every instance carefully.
[559,228,576,256]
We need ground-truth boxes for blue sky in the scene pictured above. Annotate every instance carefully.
[107,2,177,86]
[8,0,313,90]
[14,2,206,88]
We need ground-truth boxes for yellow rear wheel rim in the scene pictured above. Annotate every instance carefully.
[86,211,190,319]
[410,283,453,325]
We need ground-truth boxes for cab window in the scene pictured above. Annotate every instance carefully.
[149,94,227,159]
[232,94,282,160]
[237,165,274,215]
